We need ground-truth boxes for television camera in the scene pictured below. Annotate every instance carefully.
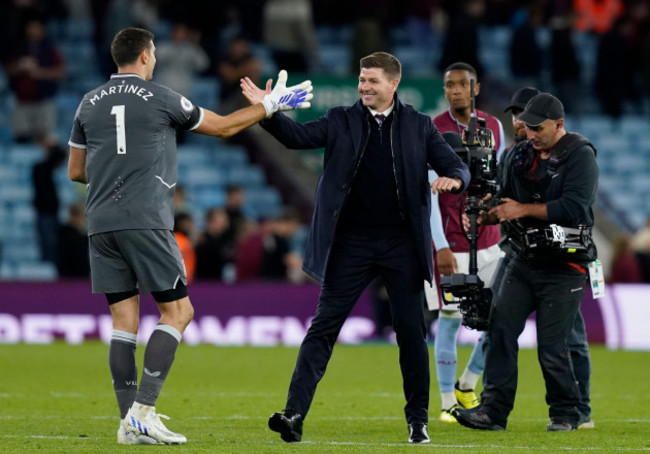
[439,79,497,331]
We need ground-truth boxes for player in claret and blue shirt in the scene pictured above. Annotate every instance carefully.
[428,62,506,423]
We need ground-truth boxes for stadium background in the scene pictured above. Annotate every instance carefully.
[0,1,649,452]
[0,0,649,349]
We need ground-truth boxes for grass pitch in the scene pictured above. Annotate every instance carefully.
[0,342,648,453]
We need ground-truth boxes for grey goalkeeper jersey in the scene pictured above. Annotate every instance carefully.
[69,73,203,235]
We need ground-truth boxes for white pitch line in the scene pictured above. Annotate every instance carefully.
[1,435,99,440]
[1,413,649,423]
[1,435,649,451]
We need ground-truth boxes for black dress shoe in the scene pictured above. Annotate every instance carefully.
[453,407,506,431]
[268,412,303,442]
[408,423,430,443]
[547,419,576,432]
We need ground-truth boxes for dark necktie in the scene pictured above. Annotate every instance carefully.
[375,114,386,126]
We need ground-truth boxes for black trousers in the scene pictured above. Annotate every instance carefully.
[480,256,587,427]
[486,255,592,419]
[285,229,430,424]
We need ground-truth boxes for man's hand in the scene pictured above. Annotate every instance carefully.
[240,76,270,105]
[242,70,313,118]
[488,197,525,222]
[437,247,458,275]
[430,176,462,195]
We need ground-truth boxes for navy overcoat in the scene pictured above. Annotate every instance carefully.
[261,96,470,283]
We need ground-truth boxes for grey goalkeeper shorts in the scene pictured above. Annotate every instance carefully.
[89,229,187,294]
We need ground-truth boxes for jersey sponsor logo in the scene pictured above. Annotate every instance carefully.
[180,96,193,112]
[88,84,154,105]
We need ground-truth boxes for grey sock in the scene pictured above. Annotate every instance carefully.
[136,324,181,407]
[109,330,138,419]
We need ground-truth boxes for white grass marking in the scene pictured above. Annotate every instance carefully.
[1,414,649,424]
[1,435,99,440]
[3,435,649,451]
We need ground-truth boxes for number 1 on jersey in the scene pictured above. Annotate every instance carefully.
[111,105,127,154]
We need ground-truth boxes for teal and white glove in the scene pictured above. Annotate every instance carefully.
[261,70,313,118]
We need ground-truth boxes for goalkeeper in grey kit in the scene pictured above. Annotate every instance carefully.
[67,27,312,445]
[453,93,599,432]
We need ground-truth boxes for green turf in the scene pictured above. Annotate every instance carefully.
[0,342,648,453]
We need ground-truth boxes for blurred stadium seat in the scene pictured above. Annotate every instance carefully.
[15,262,58,281]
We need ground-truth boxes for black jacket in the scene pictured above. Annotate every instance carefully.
[499,133,599,228]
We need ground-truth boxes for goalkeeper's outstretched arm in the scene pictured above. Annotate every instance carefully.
[195,69,312,138]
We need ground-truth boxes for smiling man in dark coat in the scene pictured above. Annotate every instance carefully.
[241,51,470,444]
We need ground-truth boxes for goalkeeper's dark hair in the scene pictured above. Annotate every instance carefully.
[111,27,154,67]
[444,62,478,79]
[360,52,402,81]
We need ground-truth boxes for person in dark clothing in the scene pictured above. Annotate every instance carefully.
[32,135,66,262]
[224,185,247,243]
[595,17,637,118]
[438,0,485,77]
[241,51,470,444]
[260,219,291,280]
[498,87,595,429]
[195,207,234,280]
[549,12,580,114]
[56,203,90,278]
[4,16,66,141]
[453,93,599,432]
[509,4,544,86]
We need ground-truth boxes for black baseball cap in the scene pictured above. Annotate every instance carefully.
[504,87,540,113]
[518,93,565,127]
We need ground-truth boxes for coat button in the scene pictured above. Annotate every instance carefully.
[340,183,347,189]
[333,210,339,217]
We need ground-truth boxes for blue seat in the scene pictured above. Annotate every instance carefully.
[0,261,15,280]
[0,164,26,184]
[184,167,228,187]
[251,44,278,76]
[0,185,33,203]
[194,188,226,211]
[4,242,40,262]
[12,205,36,226]
[620,115,649,137]
[318,45,350,76]
[0,124,12,145]
[479,26,511,48]
[245,187,281,207]
[8,144,43,167]
[191,78,218,112]
[178,145,212,164]
[228,165,265,187]
[393,46,436,76]
[579,116,615,136]
[15,261,58,281]
[211,145,248,166]
[64,18,95,40]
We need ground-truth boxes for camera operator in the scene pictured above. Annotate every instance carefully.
[453,93,599,432]
[499,87,540,181]
[500,87,594,430]
[428,62,506,423]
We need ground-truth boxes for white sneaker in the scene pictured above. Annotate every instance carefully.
[125,403,187,445]
[117,418,158,444]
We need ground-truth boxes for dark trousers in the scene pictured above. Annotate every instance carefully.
[480,257,587,427]
[285,230,429,424]
[568,311,591,418]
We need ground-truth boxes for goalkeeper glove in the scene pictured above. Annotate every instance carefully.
[261,70,313,118]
